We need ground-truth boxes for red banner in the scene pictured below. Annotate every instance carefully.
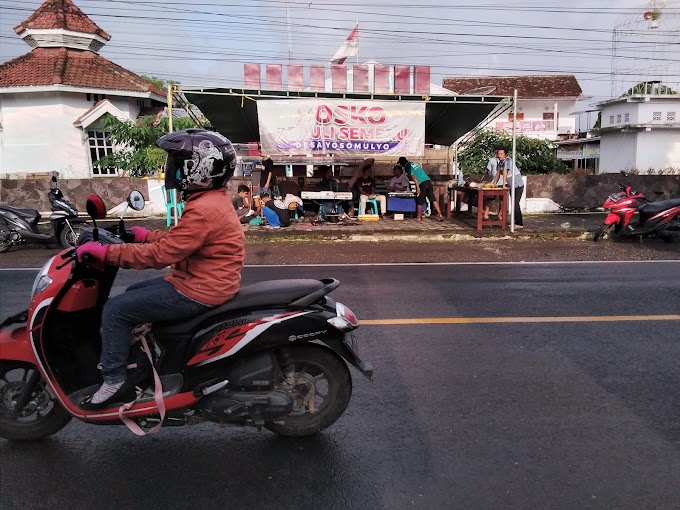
[331,65,348,92]
[374,65,390,93]
[265,64,282,90]
[353,65,369,93]
[414,66,430,95]
[310,65,325,92]
[287,65,303,91]
[394,65,411,94]
[244,63,261,89]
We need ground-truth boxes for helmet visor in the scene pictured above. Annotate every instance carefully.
[164,154,181,190]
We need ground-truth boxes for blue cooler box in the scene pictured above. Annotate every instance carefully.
[387,197,416,213]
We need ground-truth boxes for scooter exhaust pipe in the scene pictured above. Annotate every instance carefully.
[17,231,53,241]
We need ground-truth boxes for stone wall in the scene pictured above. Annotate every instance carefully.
[0,177,153,212]
[6,172,672,213]
[527,174,680,209]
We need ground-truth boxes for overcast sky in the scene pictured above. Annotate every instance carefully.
[1,0,679,106]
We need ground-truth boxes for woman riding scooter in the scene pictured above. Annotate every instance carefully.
[76,129,245,409]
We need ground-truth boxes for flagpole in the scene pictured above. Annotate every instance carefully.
[356,20,359,65]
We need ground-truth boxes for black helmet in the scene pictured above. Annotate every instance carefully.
[157,128,236,194]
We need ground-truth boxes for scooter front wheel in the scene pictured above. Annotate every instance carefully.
[0,223,11,253]
[593,223,614,242]
[265,344,352,437]
[0,362,71,441]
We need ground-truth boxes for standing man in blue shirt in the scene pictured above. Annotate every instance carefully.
[397,156,444,222]
[492,148,524,229]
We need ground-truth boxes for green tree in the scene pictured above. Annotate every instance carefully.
[95,114,197,177]
[457,130,567,175]
[141,75,179,91]
[622,81,678,96]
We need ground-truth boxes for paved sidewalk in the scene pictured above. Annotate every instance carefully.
[127,213,606,238]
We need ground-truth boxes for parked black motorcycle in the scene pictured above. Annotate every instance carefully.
[0,173,88,252]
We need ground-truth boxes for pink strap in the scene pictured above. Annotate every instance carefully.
[118,330,166,436]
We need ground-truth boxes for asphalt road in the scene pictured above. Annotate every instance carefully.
[1,262,679,510]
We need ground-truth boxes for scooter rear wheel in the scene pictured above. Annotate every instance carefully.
[0,362,71,441]
[0,223,11,253]
[265,344,352,437]
[593,223,614,242]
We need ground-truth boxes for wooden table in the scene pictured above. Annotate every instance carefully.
[449,185,508,231]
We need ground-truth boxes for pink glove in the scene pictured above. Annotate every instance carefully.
[129,226,150,243]
[76,242,109,268]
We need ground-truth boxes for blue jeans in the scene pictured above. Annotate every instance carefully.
[262,206,281,227]
[100,277,211,383]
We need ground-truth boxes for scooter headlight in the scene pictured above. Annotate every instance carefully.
[31,256,55,297]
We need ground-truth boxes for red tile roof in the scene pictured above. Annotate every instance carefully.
[442,75,583,98]
[0,47,166,97]
[14,0,111,41]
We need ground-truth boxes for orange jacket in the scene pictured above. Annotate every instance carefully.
[106,189,245,306]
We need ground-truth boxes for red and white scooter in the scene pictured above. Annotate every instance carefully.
[0,192,372,441]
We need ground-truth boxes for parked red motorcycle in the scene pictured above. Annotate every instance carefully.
[0,192,372,441]
[594,176,680,242]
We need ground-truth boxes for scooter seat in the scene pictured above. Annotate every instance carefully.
[0,205,40,222]
[153,279,327,338]
[639,198,680,215]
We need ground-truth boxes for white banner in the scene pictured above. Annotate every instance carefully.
[257,99,426,156]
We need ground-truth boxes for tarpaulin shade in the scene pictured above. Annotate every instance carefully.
[287,65,303,91]
[184,88,508,149]
[331,65,347,92]
[394,66,411,95]
[243,64,261,89]
[265,64,282,90]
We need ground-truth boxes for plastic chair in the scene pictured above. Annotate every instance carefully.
[288,202,299,220]
[360,198,379,215]
[161,185,184,226]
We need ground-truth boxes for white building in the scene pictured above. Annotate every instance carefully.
[0,0,166,178]
[442,75,583,141]
[596,90,680,174]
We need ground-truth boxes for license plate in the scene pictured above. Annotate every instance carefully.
[608,194,620,202]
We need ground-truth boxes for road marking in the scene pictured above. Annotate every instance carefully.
[360,315,680,325]
[243,260,680,268]
[1,260,679,271]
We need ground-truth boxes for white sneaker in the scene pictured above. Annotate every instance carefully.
[90,381,124,404]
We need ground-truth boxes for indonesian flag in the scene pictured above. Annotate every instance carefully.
[330,24,359,65]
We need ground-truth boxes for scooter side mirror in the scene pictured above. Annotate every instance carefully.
[127,190,146,211]
[86,194,107,220]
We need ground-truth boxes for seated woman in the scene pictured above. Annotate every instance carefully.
[388,165,411,192]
